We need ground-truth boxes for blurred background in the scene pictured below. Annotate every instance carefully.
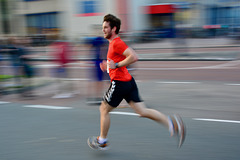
[0,0,239,42]
[0,0,240,99]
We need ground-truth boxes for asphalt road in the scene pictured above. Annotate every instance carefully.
[1,79,240,160]
[1,54,240,159]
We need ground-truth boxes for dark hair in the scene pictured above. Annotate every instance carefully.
[103,14,121,34]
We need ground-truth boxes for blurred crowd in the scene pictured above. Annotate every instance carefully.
[0,34,110,104]
[0,36,35,97]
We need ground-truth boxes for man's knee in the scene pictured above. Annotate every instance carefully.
[99,101,113,114]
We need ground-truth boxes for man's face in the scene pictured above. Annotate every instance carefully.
[102,21,112,39]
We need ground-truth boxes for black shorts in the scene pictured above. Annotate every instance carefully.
[103,78,142,107]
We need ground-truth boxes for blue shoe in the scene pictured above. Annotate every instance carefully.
[170,114,186,148]
[87,136,109,150]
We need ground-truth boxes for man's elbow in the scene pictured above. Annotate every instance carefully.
[131,54,138,63]
[125,48,138,63]
[133,54,138,62]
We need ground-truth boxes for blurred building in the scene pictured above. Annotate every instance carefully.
[0,0,16,35]
[141,0,240,38]
[1,0,129,39]
[203,0,240,37]
[0,0,239,40]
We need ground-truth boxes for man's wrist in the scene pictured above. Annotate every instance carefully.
[115,63,119,68]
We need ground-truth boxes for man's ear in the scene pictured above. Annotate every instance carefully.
[112,26,117,33]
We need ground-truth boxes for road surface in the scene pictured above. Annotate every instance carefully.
[1,59,240,160]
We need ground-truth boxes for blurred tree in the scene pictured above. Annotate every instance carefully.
[0,0,10,34]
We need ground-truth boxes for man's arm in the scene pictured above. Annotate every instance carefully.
[109,47,138,69]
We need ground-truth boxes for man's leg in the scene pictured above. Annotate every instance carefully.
[129,101,169,129]
[99,101,114,139]
[87,101,113,150]
[129,101,186,147]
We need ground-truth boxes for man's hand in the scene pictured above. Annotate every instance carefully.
[108,59,117,69]
[100,60,107,71]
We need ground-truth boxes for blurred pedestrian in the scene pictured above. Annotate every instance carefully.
[88,14,186,150]
[0,39,5,96]
[18,37,36,98]
[173,25,189,56]
[50,37,74,98]
[6,37,22,87]
[87,27,109,105]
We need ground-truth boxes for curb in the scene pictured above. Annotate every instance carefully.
[0,81,53,95]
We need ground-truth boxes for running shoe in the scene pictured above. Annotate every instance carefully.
[87,136,109,150]
[170,114,186,148]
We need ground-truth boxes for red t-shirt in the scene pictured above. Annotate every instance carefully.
[107,37,132,81]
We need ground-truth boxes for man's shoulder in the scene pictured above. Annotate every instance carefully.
[112,37,126,46]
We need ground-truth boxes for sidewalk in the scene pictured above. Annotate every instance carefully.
[1,38,239,61]
[131,38,240,49]
[31,38,240,61]
[131,38,240,61]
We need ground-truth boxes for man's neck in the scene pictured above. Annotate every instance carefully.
[108,35,119,43]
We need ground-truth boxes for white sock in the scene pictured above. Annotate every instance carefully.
[98,137,107,144]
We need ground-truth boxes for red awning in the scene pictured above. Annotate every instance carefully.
[145,4,176,14]
[203,25,221,29]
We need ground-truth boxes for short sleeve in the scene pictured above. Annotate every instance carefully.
[113,40,128,55]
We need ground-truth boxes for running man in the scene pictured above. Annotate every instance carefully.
[88,14,186,150]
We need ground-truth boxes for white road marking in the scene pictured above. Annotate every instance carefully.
[110,111,140,116]
[2,101,239,125]
[23,105,73,110]
[23,137,57,143]
[224,83,240,86]
[193,118,240,124]
[110,112,240,125]
[156,81,200,84]
[0,101,11,104]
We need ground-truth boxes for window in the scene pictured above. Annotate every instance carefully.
[26,12,59,34]
[75,0,102,16]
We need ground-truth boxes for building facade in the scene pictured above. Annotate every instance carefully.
[0,0,239,39]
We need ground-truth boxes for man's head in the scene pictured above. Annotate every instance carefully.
[102,14,121,39]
